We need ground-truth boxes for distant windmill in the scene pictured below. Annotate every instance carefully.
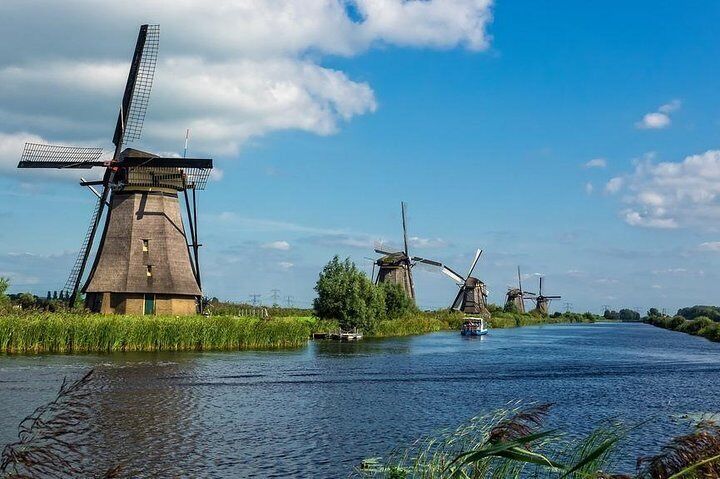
[16,25,213,315]
[532,277,561,316]
[504,266,536,313]
[373,202,417,300]
[414,249,490,317]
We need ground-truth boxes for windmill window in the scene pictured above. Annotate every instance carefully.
[142,239,149,252]
[146,265,153,277]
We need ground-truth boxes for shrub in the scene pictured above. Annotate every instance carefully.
[669,316,686,330]
[677,316,713,334]
[379,282,416,320]
[699,322,720,342]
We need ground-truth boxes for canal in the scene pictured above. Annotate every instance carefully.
[1,322,719,477]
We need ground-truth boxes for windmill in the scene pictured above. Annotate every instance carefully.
[504,266,536,313]
[532,277,561,316]
[16,25,213,316]
[373,202,420,300]
[415,249,490,317]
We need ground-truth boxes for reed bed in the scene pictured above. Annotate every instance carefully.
[0,313,311,354]
[372,317,447,338]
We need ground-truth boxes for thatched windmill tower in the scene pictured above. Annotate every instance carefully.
[373,202,417,300]
[532,277,561,316]
[16,25,213,316]
[415,249,490,318]
[504,266,536,313]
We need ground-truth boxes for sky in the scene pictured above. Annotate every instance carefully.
[1,0,719,313]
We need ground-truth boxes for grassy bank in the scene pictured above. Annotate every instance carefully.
[646,315,720,342]
[362,310,596,338]
[0,310,597,354]
[0,313,312,353]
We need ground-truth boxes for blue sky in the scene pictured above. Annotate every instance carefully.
[1,0,719,313]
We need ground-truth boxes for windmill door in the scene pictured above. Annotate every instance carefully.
[144,294,156,315]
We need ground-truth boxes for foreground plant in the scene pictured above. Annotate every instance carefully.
[0,370,120,479]
[354,404,720,479]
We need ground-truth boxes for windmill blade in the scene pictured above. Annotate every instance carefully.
[545,295,562,299]
[401,201,409,257]
[113,24,160,151]
[441,266,465,284]
[450,287,464,311]
[119,157,213,168]
[412,256,442,267]
[539,276,544,296]
[466,249,483,279]
[17,143,104,169]
[517,266,523,293]
[374,248,395,256]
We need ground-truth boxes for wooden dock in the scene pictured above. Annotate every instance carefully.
[312,329,363,341]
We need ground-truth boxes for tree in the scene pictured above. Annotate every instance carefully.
[17,292,36,310]
[0,277,9,310]
[313,256,385,332]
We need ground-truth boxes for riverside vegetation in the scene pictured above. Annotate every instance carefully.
[644,305,720,343]
[0,259,598,354]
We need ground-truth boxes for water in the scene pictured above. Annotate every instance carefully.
[1,322,720,477]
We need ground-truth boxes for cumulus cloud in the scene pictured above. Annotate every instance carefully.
[584,158,607,169]
[262,240,291,251]
[610,149,720,229]
[636,99,681,129]
[585,182,593,195]
[0,0,494,163]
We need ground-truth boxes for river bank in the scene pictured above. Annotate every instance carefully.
[0,310,596,354]
[645,315,720,342]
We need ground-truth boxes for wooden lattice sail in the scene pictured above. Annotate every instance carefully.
[16,25,213,315]
[415,249,491,318]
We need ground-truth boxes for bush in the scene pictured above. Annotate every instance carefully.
[669,316,686,330]
[677,316,713,334]
[677,305,720,322]
[379,281,416,320]
[313,256,386,332]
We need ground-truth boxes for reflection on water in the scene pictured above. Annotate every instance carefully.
[1,323,720,477]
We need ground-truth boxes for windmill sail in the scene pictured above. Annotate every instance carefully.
[17,143,104,169]
[113,24,160,150]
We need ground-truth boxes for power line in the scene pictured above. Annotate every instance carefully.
[270,289,280,304]
[249,293,261,306]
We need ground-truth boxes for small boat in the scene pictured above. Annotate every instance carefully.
[461,317,488,336]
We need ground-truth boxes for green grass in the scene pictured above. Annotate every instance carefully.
[0,313,312,353]
[0,309,597,354]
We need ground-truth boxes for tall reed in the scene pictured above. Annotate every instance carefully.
[0,313,311,353]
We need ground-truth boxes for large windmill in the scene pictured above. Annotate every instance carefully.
[16,25,213,316]
[504,266,536,313]
[532,277,561,316]
[415,249,490,317]
[373,202,420,300]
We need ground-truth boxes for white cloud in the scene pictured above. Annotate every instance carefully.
[0,0,494,161]
[584,158,607,169]
[408,236,448,248]
[262,240,291,251]
[698,241,720,252]
[612,149,720,229]
[604,177,624,194]
[585,182,594,195]
[636,100,681,129]
[278,261,294,270]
